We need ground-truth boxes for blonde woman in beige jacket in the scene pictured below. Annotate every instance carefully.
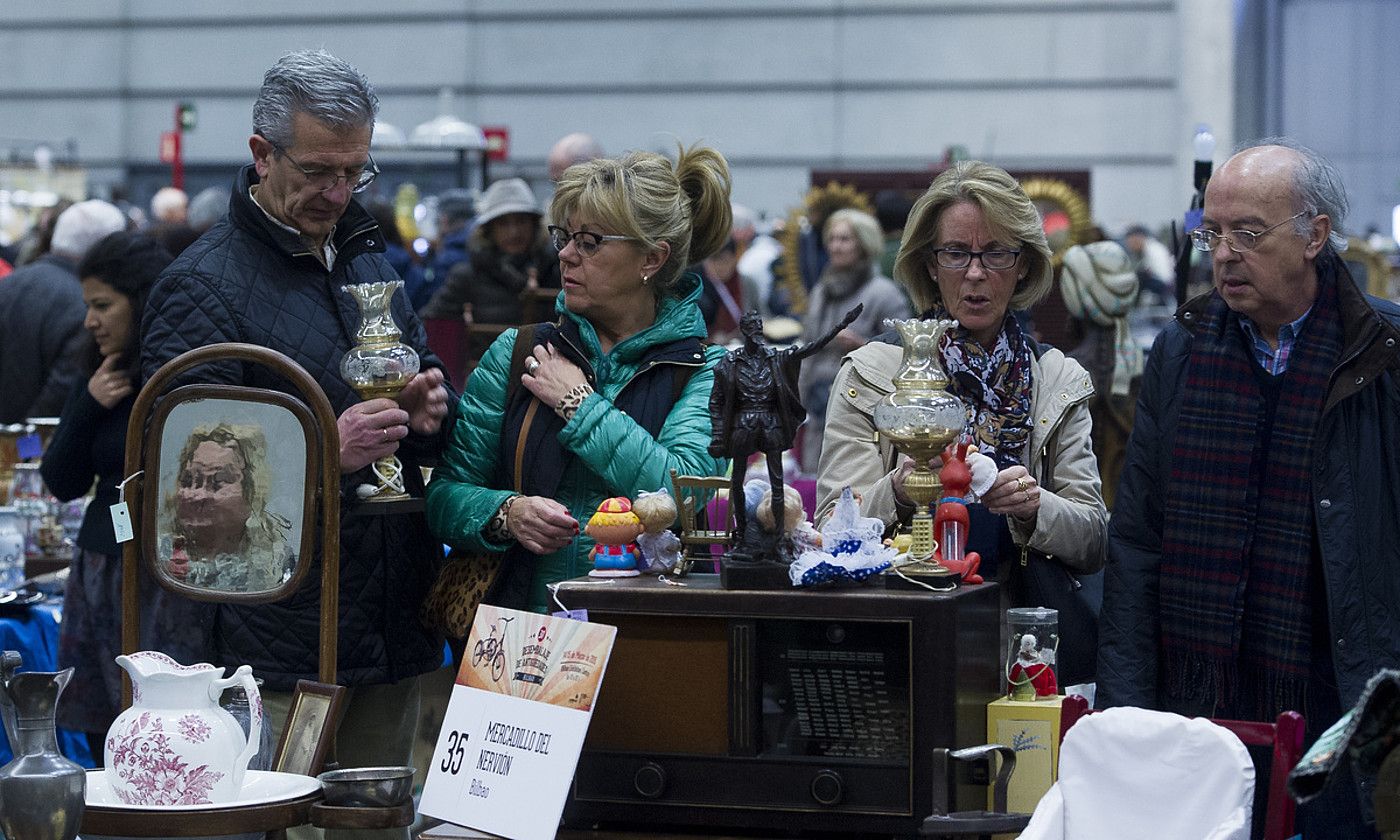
[814,163,1108,672]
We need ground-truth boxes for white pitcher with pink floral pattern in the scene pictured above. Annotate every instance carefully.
[104,650,263,806]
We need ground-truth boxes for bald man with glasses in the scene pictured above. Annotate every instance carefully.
[1100,140,1400,838]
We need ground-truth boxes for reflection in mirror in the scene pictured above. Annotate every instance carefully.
[156,399,306,596]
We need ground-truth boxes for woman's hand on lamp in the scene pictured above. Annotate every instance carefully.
[507,495,579,555]
[982,466,1041,524]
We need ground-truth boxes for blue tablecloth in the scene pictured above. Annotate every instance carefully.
[0,601,96,767]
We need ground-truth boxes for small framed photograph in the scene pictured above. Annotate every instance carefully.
[273,679,346,777]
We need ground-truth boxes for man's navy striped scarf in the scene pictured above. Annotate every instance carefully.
[1159,259,1343,720]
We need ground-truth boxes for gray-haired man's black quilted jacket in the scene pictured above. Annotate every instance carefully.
[141,164,450,691]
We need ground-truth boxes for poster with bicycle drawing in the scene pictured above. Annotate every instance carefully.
[420,605,616,840]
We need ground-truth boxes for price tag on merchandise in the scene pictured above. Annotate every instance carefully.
[420,605,616,840]
[110,503,134,544]
[15,434,42,460]
[110,471,142,544]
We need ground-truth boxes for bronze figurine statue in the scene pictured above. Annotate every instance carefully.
[709,305,862,566]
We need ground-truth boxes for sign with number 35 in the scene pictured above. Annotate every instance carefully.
[420,605,617,840]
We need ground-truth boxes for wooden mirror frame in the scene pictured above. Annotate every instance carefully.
[140,384,318,604]
[122,343,342,698]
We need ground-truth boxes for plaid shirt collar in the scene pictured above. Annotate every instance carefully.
[1238,306,1313,375]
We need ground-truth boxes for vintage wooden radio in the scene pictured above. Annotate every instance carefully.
[559,575,1000,836]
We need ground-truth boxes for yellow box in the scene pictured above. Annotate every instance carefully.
[987,695,1064,816]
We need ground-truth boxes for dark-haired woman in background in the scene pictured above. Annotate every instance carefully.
[40,231,205,762]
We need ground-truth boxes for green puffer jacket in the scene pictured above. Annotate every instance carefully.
[426,274,727,612]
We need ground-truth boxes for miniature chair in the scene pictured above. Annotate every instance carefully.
[1060,694,1305,840]
[669,469,733,574]
[920,744,1033,838]
[1022,706,1255,840]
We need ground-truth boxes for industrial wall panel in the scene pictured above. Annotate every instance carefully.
[838,88,1178,159]
[4,2,114,24]
[123,23,474,90]
[470,1,1171,15]
[0,29,123,92]
[468,17,839,87]
[842,9,1176,83]
[1088,162,1184,235]
[1279,0,1400,235]
[0,99,126,159]
[472,91,838,160]
[126,0,471,19]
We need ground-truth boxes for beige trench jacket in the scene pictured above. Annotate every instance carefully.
[813,340,1107,573]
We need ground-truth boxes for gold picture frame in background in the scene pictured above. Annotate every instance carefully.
[1021,178,1094,265]
[776,181,875,316]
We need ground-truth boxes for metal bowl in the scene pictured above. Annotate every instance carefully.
[317,766,416,807]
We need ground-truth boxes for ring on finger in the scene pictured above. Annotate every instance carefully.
[1023,489,1032,503]
[1015,476,1031,491]
[525,357,541,375]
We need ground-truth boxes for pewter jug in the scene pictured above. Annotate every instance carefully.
[0,656,85,840]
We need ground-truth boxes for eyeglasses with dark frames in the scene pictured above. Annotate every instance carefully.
[547,224,637,257]
[1190,211,1308,253]
[929,247,1021,271]
[267,139,378,194]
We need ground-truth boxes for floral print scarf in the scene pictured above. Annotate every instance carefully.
[926,307,1035,468]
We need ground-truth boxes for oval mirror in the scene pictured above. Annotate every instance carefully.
[142,387,317,603]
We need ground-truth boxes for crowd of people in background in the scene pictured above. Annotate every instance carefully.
[5,169,1348,493]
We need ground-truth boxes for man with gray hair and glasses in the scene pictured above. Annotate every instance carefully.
[1100,139,1400,837]
[143,50,451,839]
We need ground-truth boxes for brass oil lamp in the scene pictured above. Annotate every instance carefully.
[340,280,419,502]
[873,318,965,587]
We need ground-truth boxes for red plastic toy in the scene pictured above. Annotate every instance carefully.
[933,441,982,584]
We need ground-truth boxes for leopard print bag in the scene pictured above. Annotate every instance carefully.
[419,551,502,640]
[420,325,540,640]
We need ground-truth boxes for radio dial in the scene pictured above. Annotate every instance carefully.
[634,761,667,799]
[810,769,844,806]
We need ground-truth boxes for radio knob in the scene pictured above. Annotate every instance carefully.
[810,769,844,806]
[634,761,667,799]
